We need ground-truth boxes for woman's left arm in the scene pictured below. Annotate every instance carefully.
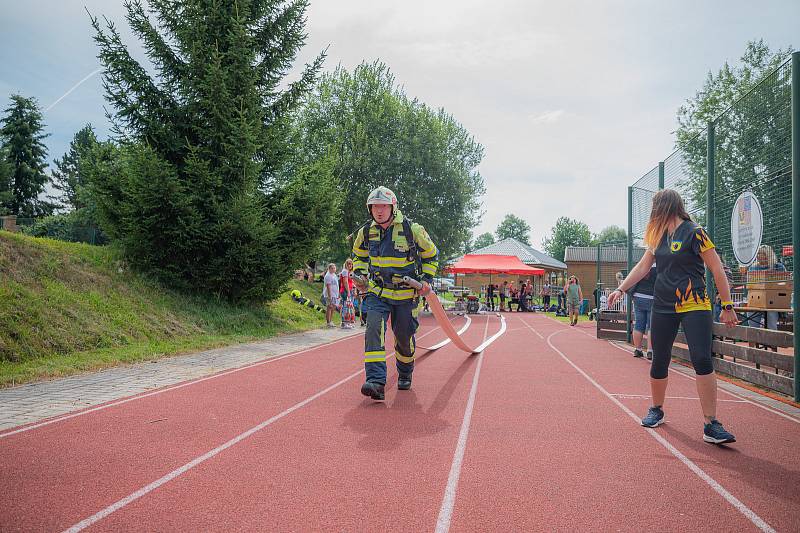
[701,248,737,327]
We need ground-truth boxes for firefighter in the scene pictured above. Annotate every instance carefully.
[352,187,439,401]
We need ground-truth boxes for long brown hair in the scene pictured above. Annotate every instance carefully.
[643,189,691,249]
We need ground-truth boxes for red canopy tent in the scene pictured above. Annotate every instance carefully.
[446,254,545,276]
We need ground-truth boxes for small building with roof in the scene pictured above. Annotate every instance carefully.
[564,246,647,293]
[447,237,567,295]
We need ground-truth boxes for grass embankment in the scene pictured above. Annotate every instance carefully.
[0,231,328,387]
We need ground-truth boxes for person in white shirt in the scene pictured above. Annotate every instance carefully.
[322,263,339,327]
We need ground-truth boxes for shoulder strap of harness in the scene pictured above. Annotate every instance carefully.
[402,218,423,279]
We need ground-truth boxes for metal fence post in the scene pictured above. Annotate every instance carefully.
[658,161,665,190]
[627,186,633,343]
[791,51,799,402]
[706,121,716,303]
[596,242,601,308]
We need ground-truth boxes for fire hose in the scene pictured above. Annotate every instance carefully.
[351,275,505,353]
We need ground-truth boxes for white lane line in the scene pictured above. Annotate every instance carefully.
[435,316,491,533]
[606,341,800,424]
[63,325,444,532]
[610,394,747,403]
[473,315,507,353]
[421,315,471,350]
[548,330,776,533]
[519,317,544,339]
[0,333,364,439]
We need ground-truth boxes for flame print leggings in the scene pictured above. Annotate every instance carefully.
[650,310,714,379]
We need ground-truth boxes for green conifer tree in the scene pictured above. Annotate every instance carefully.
[88,0,332,301]
[50,124,98,211]
[0,95,52,217]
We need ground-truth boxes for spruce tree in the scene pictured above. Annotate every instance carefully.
[88,0,333,301]
[0,95,52,217]
[50,124,98,211]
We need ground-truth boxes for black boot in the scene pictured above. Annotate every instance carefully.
[360,381,385,400]
[397,374,412,390]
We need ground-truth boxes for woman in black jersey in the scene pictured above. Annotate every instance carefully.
[608,189,738,444]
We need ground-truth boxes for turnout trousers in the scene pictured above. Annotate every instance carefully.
[363,294,419,385]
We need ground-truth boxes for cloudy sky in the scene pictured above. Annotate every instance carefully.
[0,0,797,249]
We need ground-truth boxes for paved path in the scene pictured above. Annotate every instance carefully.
[0,327,360,431]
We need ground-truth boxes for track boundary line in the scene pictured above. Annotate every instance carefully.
[435,316,494,533]
[0,332,363,439]
[606,340,800,424]
[610,393,747,403]
[61,321,451,532]
[545,329,776,533]
[420,315,471,350]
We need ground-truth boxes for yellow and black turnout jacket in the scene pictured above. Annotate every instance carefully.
[352,210,438,301]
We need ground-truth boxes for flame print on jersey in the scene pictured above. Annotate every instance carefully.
[694,227,715,252]
[674,279,711,312]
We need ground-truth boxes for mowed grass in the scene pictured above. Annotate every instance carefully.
[0,231,327,386]
[544,312,591,324]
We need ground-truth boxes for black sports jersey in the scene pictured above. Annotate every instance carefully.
[652,220,714,314]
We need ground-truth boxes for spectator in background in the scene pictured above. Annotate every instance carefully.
[632,262,657,360]
[517,280,527,312]
[322,263,339,328]
[524,279,533,311]
[616,271,627,312]
[486,283,495,311]
[500,281,508,312]
[541,282,551,311]
[747,244,786,330]
[564,275,583,326]
[340,259,355,328]
[749,244,786,274]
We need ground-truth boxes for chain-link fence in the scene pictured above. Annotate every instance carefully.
[630,166,659,245]
[625,52,799,399]
[711,59,793,299]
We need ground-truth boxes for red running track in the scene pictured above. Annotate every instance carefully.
[0,313,798,532]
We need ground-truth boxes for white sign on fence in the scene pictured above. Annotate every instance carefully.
[730,191,763,266]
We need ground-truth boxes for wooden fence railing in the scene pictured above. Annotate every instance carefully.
[598,311,795,395]
[674,323,794,396]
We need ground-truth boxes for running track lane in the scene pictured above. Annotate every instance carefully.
[0,316,459,532]
[542,317,799,532]
[65,315,496,531]
[444,314,781,532]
